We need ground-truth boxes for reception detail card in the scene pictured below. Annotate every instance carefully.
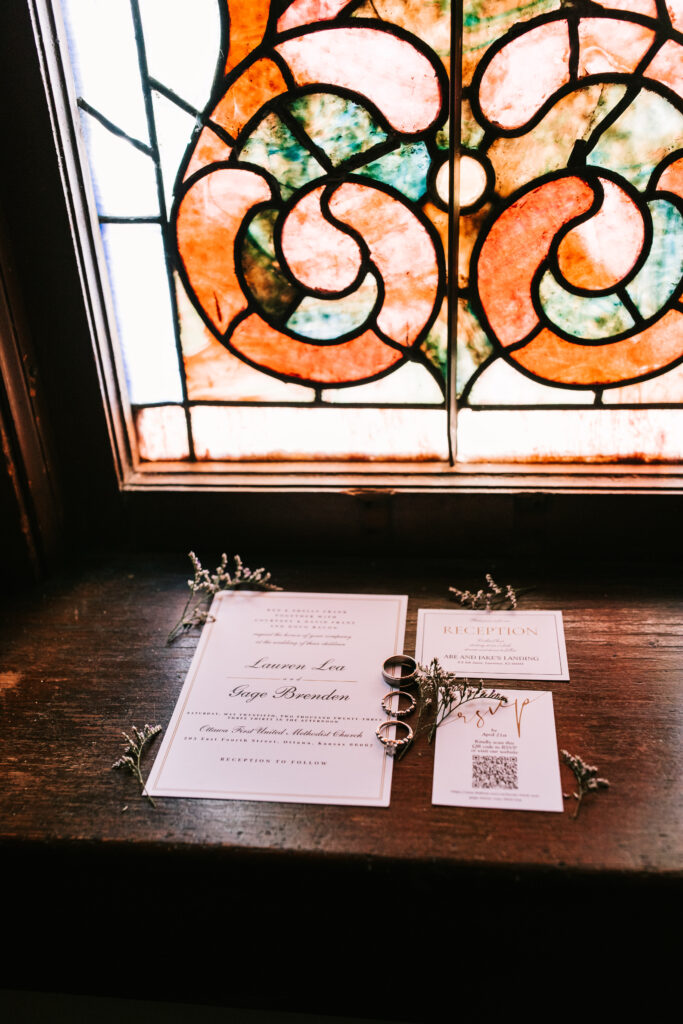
[146,591,407,806]
[416,609,569,681]
[431,690,564,812]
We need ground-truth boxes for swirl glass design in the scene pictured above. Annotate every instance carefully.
[459,0,683,411]
[174,2,450,394]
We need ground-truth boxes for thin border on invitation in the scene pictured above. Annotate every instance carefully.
[146,591,407,805]
[416,609,569,681]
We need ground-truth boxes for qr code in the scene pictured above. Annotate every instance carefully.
[472,755,519,790]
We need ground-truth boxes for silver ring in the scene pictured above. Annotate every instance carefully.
[382,654,417,688]
[376,719,414,756]
[381,689,416,718]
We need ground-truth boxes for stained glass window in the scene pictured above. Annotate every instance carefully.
[52,0,682,466]
[58,0,451,462]
[456,0,683,461]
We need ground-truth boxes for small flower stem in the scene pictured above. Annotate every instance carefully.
[133,759,156,808]
[167,592,199,645]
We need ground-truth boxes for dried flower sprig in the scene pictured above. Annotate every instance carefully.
[167,551,281,644]
[398,658,507,758]
[560,749,610,819]
[449,573,518,610]
[112,723,163,807]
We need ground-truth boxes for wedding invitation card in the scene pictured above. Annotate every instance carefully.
[146,591,407,806]
[416,609,569,680]
[430,689,564,812]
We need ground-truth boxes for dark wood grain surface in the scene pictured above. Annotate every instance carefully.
[1,553,680,1017]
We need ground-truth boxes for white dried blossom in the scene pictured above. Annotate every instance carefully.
[168,551,281,644]
[449,574,519,611]
[560,749,610,819]
[112,724,162,807]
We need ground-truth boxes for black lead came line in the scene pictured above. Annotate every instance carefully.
[99,216,162,224]
[147,76,237,150]
[77,97,154,158]
[147,77,203,120]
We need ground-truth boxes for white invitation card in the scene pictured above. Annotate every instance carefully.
[147,591,407,806]
[416,609,569,680]
[431,690,564,812]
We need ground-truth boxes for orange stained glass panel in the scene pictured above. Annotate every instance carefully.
[328,183,440,346]
[229,315,402,383]
[462,0,564,90]
[511,310,683,386]
[353,0,452,75]
[596,0,657,13]
[184,127,232,181]
[422,201,449,275]
[223,0,271,74]
[177,168,272,332]
[577,18,655,77]
[656,157,683,197]
[184,333,314,402]
[280,186,363,293]
[275,28,443,133]
[665,0,683,33]
[479,20,570,130]
[644,39,683,103]
[209,57,288,138]
[557,178,644,291]
[278,0,353,33]
[478,176,595,347]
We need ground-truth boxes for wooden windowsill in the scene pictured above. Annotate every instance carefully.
[124,459,683,494]
[1,552,680,1015]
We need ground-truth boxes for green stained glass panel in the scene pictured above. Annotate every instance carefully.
[289,91,387,166]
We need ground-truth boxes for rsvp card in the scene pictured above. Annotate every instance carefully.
[431,690,564,812]
[416,609,569,680]
[146,591,407,806]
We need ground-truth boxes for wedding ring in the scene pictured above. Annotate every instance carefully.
[382,654,417,688]
[381,689,416,718]
[376,719,413,756]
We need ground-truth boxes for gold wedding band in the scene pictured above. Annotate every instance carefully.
[381,654,417,688]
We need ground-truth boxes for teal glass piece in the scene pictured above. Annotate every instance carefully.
[626,199,683,320]
[539,270,634,339]
[587,88,683,191]
[289,91,387,167]
[239,111,326,199]
[286,273,378,340]
[241,209,300,318]
[355,141,431,200]
[462,0,561,36]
